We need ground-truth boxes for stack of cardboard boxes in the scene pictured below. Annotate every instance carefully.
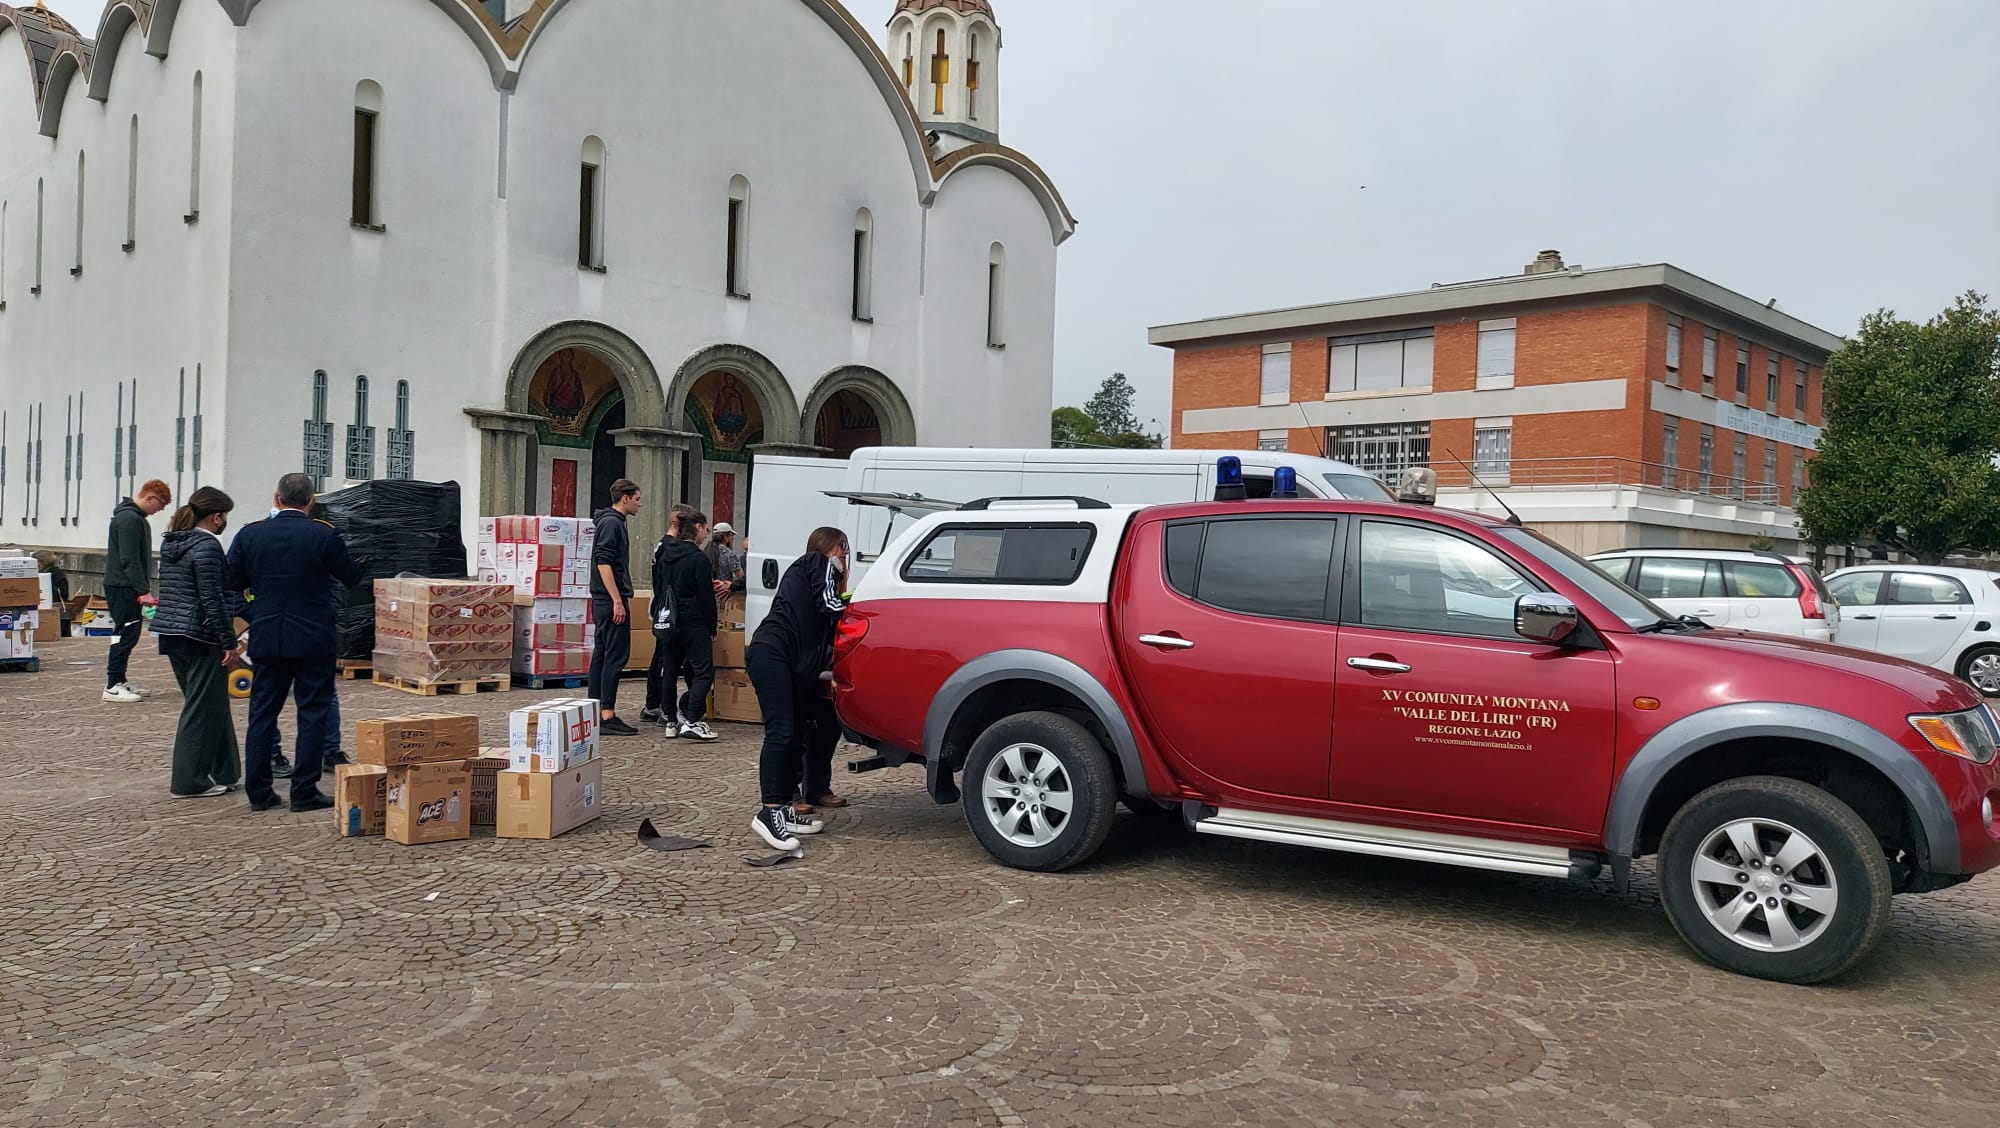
[710,592,760,723]
[0,552,41,666]
[335,705,601,843]
[497,698,604,839]
[477,516,598,682]
[372,579,516,688]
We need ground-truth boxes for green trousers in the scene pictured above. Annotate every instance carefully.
[169,645,242,796]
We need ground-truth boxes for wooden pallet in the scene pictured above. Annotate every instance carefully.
[512,673,587,691]
[336,660,374,680]
[0,656,39,674]
[372,671,509,697]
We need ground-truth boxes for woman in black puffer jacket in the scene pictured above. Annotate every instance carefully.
[154,487,243,798]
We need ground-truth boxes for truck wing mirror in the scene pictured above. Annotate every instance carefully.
[1516,593,1581,646]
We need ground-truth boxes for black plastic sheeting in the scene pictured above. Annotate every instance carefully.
[311,480,469,660]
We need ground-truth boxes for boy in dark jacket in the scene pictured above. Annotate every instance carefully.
[589,480,643,736]
[102,479,172,702]
[642,508,720,741]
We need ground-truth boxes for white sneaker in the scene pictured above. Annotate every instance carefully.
[782,807,824,837]
[102,685,142,703]
[752,807,802,851]
[678,717,718,742]
[126,683,157,699]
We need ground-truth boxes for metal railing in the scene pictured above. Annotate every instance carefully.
[1374,457,1788,507]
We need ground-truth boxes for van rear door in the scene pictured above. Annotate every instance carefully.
[744,456,851,637]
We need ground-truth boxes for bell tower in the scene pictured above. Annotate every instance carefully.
[887,0,1001,154]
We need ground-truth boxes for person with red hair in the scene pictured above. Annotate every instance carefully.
[103,478,172,703]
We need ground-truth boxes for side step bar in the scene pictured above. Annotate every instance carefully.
[1193,807,1597,881]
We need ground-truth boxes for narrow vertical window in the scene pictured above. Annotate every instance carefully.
[0,409,7,524]
[124,115,138,251]
[1,200,8,306]
[114,383,125,503]
[851,208,873,322]
[61,395,72,525]
[74,391,84,521]
[931,29,949,115]
[346,374,375,480]
[986,242,1006,348]
[175,367,187,499]
[902,32,914,87]
[187,72,202,222]
[191,364,203,486]
[1701,328,1717,387]
[967,32,981,120]
[1661,419,1679,490]
[388,379,415,480]
[71,151,84,275]
[126,379,137,499]
[1664,313,1681,384]
[725,176,750,298]
[579,136,605,270]
[1795,365,1807,414]
[352,81,382,229]
[1260,344,1291,405]
[305,370,332,489]
[33,178,44,292]
[1476,319,1516,388]
[1735,343,1749,395]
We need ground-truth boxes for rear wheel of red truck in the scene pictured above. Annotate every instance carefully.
[1658,776,1893,984]
[962,712,1119,872]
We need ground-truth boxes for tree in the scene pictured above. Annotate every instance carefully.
[1051,406,1097,448]
[1083,373,1141,437]
[1797,292,2000,564]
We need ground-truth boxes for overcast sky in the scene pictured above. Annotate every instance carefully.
[46,0,2000,434]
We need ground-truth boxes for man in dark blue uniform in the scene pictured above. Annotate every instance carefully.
[228,473,363,812]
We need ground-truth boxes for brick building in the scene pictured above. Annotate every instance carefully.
[1150,252,1844,554]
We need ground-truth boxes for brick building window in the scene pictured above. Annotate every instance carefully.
[1795,365,1807,413]
[1256,429,1287,452]
[1735,344,1749,396]
[1476,319,1516,389]
[1661,420,1679,490]
[1473,418,1512,483]
[1699,426,1714,493]
[1332,422,1430,480]
[1794,452,1806,502]
[1260,344,1292,406]
[1764,447,1778,495]
[1732,435,1747,497]
[1665,315,1682,385]
[1702,329,1717,389]
[1767,356,1780,407]
[1329,329,1433,395]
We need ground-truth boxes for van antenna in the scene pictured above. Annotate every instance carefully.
[1293,403,1327,458]
[1444,448,1523,527]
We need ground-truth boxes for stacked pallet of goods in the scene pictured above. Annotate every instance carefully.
[476,516,597,689]
[371,580,516,695]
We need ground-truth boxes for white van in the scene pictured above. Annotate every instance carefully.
[738,447,1394,636]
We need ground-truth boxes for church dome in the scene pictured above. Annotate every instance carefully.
[894,0,995,17]
[15,0,81,37]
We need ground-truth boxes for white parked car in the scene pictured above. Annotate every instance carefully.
[1589,549,1838,643]
[1823,565,2000,696]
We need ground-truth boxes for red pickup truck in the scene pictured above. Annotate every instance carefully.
[831,477,2000,983]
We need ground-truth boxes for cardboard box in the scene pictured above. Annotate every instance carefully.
[0,577,40,608]
[335,764,390,837]
[469,754,509,826]
[506,698,599,773]
[0,557,38,579]
[496,759,603,841]
[515,647,589,677]
[718,592,746,629]
[38,573,54,610]
[624,594,653,674]
[0,626,34,661]
[561,598,590,625]
[386,761,472,846]
[478,516,497,546]
[373,580,514,645]
[712,670,762,724]
[712,627,746,670]
[354,713,481,768]
[33,613,60,643]
[514,618,584,651]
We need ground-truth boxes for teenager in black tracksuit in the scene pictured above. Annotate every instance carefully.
[645,510,719,741]
[746,527,850,851]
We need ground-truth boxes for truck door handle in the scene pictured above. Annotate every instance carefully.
[1854,614,1878,621]
[1347,657,1412,674]
[1936,614,1960,621]
[1693,609,1720,618]
[1139,634,1195,651]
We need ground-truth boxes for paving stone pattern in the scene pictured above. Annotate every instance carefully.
[4,642,1999,1126]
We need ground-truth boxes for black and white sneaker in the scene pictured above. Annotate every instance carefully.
[639,707,665,724]
[752,807,802,851]
[678,717,718,742]
[782,807,824,837]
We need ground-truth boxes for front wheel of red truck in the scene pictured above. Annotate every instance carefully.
[1658,776,1893,984]
[962,712,1119,872]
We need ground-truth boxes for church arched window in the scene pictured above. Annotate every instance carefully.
[304,370,332,489]
[187,72,202,223]
[967,31,981,121]
[726,176,751,299]
[72,151,84,276]
[388,379,415,480]
[33,178,43,294]
[579,136,606,270]
[987,243,1006,349]
[125,115,138,251]
[902,30,914,87]
[852,208,874,323]
[346,374,375,481]
[353,81,383,229]
[931,28,949,115]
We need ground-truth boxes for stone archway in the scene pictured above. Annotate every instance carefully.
[507,321,668,429]
[665,344,802,530]
[801,365,917,456]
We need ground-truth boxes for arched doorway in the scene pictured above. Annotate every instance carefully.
[666,344,802,532]
[524,346,628,518]
[801,365,918,457]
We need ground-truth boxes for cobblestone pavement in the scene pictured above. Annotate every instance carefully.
[4,641,1999,1126]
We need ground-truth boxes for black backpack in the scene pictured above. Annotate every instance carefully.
[650,541,679,635]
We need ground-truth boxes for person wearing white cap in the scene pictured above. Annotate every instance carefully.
[704,522,745,599]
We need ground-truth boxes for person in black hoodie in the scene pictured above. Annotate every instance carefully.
[152,487,242,798]
[643,508,721,741]
[746,527,850,851]
[589,479,643,736]
[102,478,173,702]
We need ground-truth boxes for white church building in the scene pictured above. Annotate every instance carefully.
[0,0,1071,574]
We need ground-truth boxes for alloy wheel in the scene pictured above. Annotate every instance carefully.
[1689,817,1839,953]
[980,743,1075,848]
